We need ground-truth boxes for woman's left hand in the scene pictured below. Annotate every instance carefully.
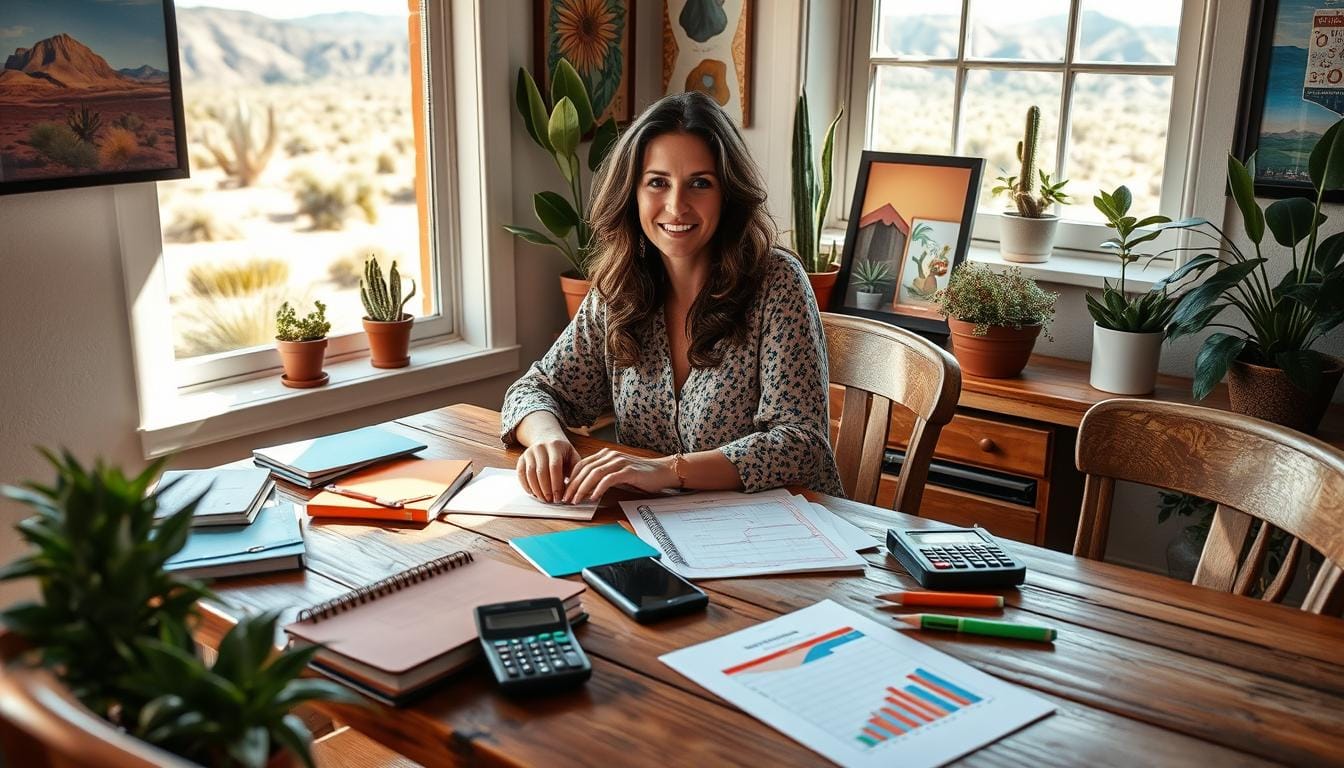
[562,448,678,504]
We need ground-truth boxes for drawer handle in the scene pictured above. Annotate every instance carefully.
[978,438,996,452]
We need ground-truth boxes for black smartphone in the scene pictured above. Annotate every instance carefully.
[581,557,708,623]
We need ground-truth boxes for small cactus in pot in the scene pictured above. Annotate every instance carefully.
[992,105,1070,264]
[360,256,417,368]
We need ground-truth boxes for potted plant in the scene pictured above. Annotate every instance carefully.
[992,105,1070,263]
[933,262,1057,378]
[791,92,844,309]
[505,58,620,318]
[1163,118,1344,433]
[851,259,894,310]
[275,300,330,388]
[360,255,416,369]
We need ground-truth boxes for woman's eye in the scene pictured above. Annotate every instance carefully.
[648,177,667,188]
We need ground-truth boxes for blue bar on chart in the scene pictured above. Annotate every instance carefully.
[852,667,986,749]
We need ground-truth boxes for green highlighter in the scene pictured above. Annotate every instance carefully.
[897,613,1057,643]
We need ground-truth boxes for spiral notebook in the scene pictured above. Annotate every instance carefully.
[283,551,583,704]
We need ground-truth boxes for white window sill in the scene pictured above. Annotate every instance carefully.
[139,337,519,458]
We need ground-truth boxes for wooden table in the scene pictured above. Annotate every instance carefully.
[200,404,1344,767]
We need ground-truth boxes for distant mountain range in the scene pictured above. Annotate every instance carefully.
[119,65,168,82]
[882,10,1178,63]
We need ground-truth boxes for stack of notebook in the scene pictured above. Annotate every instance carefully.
[164,502,306,579]
[154,467,274,527]
[252,425,427,488]
[305,458,474,523]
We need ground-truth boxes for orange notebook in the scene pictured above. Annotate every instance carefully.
[304,458,472,523]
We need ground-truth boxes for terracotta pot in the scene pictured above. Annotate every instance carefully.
[1226,354,1344,434]
[363,315,413,369]
[560,272,591,319]
[947,318,1041,378]
[276,338,328,387]
[807,268,841,311]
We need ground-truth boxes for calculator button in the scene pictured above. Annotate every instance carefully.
[932,562,952,569]
[552,631,569,642]
[563,652,581,666]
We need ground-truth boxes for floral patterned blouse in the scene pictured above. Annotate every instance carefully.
[501,250,843,496]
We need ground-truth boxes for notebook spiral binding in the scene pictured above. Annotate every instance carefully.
[297,550,475,622]
[637,505,685,565]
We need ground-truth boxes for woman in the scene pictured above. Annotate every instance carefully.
[501,91,842,503]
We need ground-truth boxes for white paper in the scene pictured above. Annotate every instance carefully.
[805,500,880,552]
[660,600,1055,768]
[620,489,867,578]
[440,467,598,521]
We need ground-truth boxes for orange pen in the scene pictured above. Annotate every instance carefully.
[875,591,1004,609]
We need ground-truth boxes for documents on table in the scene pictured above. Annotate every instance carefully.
[660,599,1055,768]
[809,501,880,552]
[621,489,868,578]
[441,467,599,521]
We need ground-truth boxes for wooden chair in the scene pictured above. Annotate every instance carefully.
[820,312,961,513]
[1073,399,1344,615]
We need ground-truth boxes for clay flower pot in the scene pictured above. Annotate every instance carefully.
[559,272,591,319]
[1226,354,1344,434]
[806,268,841,311]
[276,338,328,388]
[363,315,413,369]
[947,318,1041,378]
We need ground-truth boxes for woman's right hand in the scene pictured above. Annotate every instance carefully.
[516,437,582,503]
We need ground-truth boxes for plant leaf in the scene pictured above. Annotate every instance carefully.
[547,97,580,158]
[1193,333,1247,400]
[1113,186,1132,216]
[503,224,564,251]
[550,58,594,135]
[588,117,618,173]
[514,68,552,152]
[1264,197,1322,247]
[271,713,317,768]
[1309,116,1344,192]
[534,191,579,239]
[815,104,843,237]
[1227,154,1265,244]
[1314,231,1344,273]
[1155,253,1222,291]
[1169,259,1265,328]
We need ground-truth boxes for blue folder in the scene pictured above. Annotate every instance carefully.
[509,524,659,577]
[165,503,306,579]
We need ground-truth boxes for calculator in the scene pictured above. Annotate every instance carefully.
[886,527,1026,589]
[474,597,592,693]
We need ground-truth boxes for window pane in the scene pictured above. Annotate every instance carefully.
[160,2,431,362]
[869,66,956,154]
[1065,74,1174,223]
[966,0,1069,61]
[958,70,1063,214]
[1077,1,1180,64]
[874,0,962,58]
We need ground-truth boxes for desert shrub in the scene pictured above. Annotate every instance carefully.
[175,285,296,357]
[291,170,379,230]
[144,131,159,148]
[376,152,395,174]
[28,122,97,169]
[284,135,315,156]
[165,207,241,243]
[186,257,289,297]
[65,105,102,143]
[113,112,144,132]
[99,127,139,167]
[188,143,216,169]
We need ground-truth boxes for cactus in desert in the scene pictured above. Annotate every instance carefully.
[992,105,1071,218]
[360,256,416,321]
[65,104,102,143]
[203,99,278,186]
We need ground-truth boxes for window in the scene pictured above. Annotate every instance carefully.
[842,0,1206,257]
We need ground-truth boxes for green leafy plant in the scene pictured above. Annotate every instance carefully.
[933,262,1058,338]
[28,122,98,169]
[991,105,1069,218]
[852,259,895,294]
[791,92,844,273]
[505,58,620,279]
[275,300,330,342]
[65,104,103,144]
[1086,185,1194,333]
[360,255,416,321]
[203,99,277,187]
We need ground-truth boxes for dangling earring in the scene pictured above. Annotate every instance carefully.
[638,236,646,260]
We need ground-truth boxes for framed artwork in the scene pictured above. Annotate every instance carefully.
[831,151,984,338]
[535,0,635,124]
[662,0,754,127]
[0,0,187,196]
[1235,0,1344,201]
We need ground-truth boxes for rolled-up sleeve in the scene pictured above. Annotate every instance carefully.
[500,289,612,446]
[718,258,843,495]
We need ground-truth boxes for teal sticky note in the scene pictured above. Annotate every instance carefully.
[509,523,659,577]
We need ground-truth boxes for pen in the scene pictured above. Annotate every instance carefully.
[894,613,1056,643]
[323,485,434,509]
[876,591,1004,609]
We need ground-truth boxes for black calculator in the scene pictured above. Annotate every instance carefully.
[474,597,592,693]
[887,527,1026,589]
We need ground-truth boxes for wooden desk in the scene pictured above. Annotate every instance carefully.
[200,404,1344,767]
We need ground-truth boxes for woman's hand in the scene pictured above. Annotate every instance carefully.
[516,437,582,503]
[562,448,678,504]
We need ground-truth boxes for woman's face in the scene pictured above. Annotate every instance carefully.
[636,131,722,267]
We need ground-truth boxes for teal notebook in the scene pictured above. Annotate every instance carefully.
[252,425,426,488]
[509,524,659,577]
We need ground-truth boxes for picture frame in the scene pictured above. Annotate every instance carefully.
[1234,0,1344,201]
[534,0,636,125]
[831,151,984,338]
[662,0,754,127]
[0,0,188,196]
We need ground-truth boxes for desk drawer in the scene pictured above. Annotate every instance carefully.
[877,476,1039,544]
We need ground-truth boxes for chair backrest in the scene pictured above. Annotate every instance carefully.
[1073,399,1344,615]
[820,312,961,513]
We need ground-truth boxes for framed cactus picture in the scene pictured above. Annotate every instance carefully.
[832,151,984,338]
[535,0,635,124]
[0,0,188,196]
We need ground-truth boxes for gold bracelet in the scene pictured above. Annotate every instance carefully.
[671,453,687,490]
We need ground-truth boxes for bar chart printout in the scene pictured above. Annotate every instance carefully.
[660,600,1055,768]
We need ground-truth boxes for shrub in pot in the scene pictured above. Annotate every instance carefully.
[360,255,416,369]
[934,262,1057,378]
[275,300,330,388]
[851,259,895,310]
[791,91,844,309]
[992,105,1070,263]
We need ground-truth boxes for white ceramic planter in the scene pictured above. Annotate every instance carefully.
[1090,323,1164,395]
[999,213,1059,263]
[855,290,884,310]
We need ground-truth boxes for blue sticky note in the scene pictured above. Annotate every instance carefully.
[509,524,659,577]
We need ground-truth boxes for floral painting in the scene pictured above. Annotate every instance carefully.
[663,0,753,126]
[898,219,958,305]
[537,0,634,123]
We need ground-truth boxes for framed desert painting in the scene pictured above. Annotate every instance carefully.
[832,151,984,338]
[0,0,188,196]
[662,0,753,126]
[535,0,635,124]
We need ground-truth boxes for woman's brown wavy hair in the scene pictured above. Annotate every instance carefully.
[587,91,777,369]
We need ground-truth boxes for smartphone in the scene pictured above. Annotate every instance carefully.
[581,557,708,623]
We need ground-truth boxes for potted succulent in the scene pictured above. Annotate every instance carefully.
[506,58,620,318]
[992,105,1070,263]
[1162,118,1344,433]
[791,92,844,309]
[360,255,416,369]
[934,262,1057,378]
[275,300,330,388]
[851,259,895,310]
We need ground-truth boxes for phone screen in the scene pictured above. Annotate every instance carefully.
[590,557,701,608]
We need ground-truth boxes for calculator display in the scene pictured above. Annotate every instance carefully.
[483,606,560,631]
[908,531,986,545]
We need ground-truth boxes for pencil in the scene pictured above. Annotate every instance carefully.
[876,591,1004,609]
[894,613,1056,643]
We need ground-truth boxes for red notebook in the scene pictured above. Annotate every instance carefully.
[304,458,472,523]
